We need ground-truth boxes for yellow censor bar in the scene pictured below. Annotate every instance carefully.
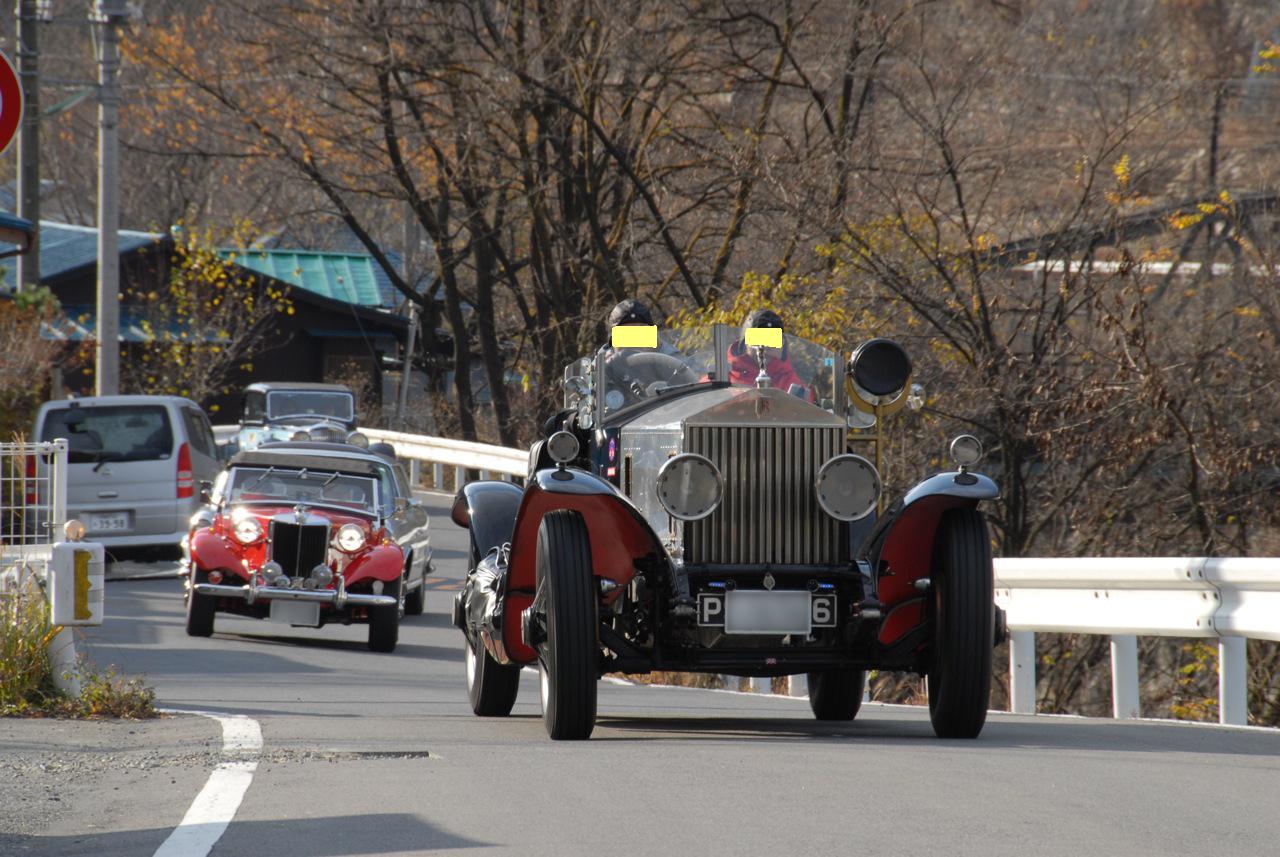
[744,327,782,348]
[611,325,658,348]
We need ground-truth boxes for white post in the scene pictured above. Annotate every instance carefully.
[454,465,464,489]
[1218,636,1247,726]
[750,676,771,694]
[48,626,81,697]
[1009,630,1036,714]
[51,439,68,541]
[432,462,443,489]
[1110,634,1140,719]
[788,675,806,697]
[408,459,421,486]
[480,469,491,481]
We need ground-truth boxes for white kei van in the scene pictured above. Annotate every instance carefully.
[33,396,222,548]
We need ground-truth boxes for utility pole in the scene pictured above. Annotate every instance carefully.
[94,0,126,396]
[15,0,43,293]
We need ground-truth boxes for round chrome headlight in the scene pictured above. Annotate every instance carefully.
[655,453,723,521]
[309,564,334,587]
[547,430,580,464]
[231,512,264,544]
[346,431,369,448]
[815,454,881,522]
[949,434,984,468]
[335,523,366,552]
[64,519,86,542]
[290,430,311,442]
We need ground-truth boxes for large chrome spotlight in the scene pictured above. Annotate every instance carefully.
[815,454,881,521]
[847,338,912,413]
[655,453,723,521]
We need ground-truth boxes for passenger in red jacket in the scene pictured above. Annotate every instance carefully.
[726,309,810,398]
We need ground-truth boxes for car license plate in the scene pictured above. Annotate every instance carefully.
[269,600,321,627]
[698,592,837,634]
[86,512,129,532]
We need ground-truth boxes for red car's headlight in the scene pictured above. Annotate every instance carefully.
[231,513,263,544]
[334,523,366,553]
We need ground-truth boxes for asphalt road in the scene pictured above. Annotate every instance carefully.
[5,491,1280,856]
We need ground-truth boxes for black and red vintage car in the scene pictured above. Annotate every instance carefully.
[184,445,431,652]
[453,324,1003,739]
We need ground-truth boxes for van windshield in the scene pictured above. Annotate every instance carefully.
[42,405,174,464]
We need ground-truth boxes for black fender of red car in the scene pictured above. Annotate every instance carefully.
[451,480,525,561]
[497,466,668,664]
[863,471,999,646]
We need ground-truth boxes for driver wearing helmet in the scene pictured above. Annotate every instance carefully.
[726,309,809,397]
[601,298,695,408]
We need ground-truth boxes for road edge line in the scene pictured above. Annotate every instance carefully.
[152,709,262,857]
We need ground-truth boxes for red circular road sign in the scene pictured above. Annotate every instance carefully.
[0,50,22,157]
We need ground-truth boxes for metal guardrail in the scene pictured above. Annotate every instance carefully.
[211,425,526,490]
[210,423,1280,725]
[995,557,1280,726]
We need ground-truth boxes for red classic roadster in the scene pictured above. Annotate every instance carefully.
[184,446,430,652]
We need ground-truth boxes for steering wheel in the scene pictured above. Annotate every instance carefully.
[605,352,698,406]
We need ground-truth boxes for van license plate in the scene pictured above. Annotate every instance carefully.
[269,601,321,627]
[87,512,129,532]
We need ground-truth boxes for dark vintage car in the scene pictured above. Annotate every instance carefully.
[184,443,432,652]
[229,382,368,452]
[452,324,1002,739]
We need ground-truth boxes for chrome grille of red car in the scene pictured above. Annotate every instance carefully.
[269,520,330,577]
[684,425,846,566]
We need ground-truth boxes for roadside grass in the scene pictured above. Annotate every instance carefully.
[1,575,156,719]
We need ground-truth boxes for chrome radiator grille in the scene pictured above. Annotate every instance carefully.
[684,425,846,565]
[269,520,330,577]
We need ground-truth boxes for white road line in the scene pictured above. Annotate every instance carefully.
[152,709,262,857]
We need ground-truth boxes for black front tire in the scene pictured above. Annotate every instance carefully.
[466,633,521,716]
[403,561,426,616]
[927,508,995,739]
[806,669,866,721]
[368,577,402,653]
[185,570,215,637]
[535,510,598,740]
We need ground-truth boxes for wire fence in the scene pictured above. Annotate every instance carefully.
[0,440,68,582]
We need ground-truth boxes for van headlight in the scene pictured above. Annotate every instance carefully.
[655,453,723,521]
[335,523,366,552]
[815,454,880,521]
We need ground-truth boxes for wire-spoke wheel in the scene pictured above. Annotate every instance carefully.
[927,508,994,739]
[535,510,598,740]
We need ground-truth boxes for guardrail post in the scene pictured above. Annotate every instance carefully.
[408,459,421,486]
[1009,630,1036,714]
[750,675,771,694]
[454,465,465,489]
[1218,636,1247,726]
[1110,634,1140,719]
[788,675,806,697]
[433,463,443,489]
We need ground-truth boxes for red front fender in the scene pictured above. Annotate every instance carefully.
[501,468,666,664]
[190,529,261,581]
[344,544,407,587]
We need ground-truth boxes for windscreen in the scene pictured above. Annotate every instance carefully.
[43,405,174,464]
[266,391,354,421]
[599,327,717,417]
[225,467,378,512]
[713,324,844,413]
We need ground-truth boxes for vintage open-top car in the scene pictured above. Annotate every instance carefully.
[228,382,368,453]
[184,443,431,652]
[452,323,1002,740]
